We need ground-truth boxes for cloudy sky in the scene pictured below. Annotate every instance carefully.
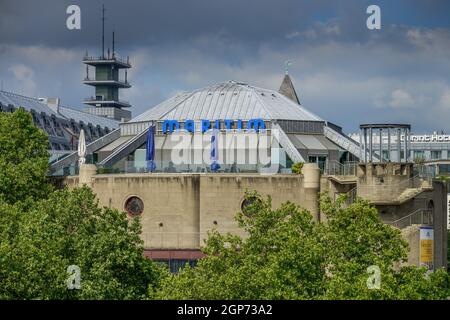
[1,0,450,133]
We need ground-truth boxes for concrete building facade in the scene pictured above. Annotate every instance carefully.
[50,76,448,272]
[56,159,447,272]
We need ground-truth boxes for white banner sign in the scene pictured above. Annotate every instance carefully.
[447,194,450,230]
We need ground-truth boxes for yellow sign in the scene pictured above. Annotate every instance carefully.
[419,227,434,270]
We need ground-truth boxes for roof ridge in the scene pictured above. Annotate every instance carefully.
[60,105,119,123]
[276,90,323,121]
[155,81,235,120]
[126,80,323,123]
[0,89,41,101]
[249,86,275,120]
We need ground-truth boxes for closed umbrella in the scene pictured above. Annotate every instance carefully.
[78,129,86,165]
[146,125,156,172]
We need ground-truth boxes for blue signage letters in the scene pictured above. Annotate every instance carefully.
[162,119,265,134]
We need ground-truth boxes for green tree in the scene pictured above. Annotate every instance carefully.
[0,109,52,205]
[0,186,164,299]
[291,162,304,174]
[318,196,449,299]
[155,192,450,300]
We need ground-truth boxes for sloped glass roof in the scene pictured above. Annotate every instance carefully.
[59,106,118,129]
[0,90,58,116]
[0,90,119,129]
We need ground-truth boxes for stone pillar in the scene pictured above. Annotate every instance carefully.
[401,225,421,267]
[303,163,320,221]
[359,128,363,161]
[387,128,391,162]
[379,128,382,162]
[79,164,97,187]
[404,128,408,162]
[363,128,368,163]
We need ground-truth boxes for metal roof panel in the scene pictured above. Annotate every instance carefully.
[128,81,323,123]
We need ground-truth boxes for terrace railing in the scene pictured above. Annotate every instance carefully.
[324,160,358,176]
[388,208,433,229]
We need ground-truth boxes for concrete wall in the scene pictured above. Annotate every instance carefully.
[64,164,320,251]
[357,163,414,203]
[429,181,448,269]
[401,225,421,267]
[59,163,447,269]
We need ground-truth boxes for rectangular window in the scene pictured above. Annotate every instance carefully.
[413,150,424,160]
[431,150,441,160]
[308,156,317,163]
[308,156,326,172]
[439,164,450,175]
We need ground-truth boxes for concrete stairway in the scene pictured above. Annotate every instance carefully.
[327,175,357,184]
[397,188,426,204]
[396,179,433,204]
[49,128,121,174]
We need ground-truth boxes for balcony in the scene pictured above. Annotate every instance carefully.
[83,77,131,88]
[82,55,131,68]
[83,97,131,108]
[324,160,358,184]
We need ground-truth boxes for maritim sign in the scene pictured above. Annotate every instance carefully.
[162,119,266,134]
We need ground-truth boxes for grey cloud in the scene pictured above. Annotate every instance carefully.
[0,0,335,48]
[1,1,450,134]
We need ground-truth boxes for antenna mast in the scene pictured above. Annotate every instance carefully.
[102,4,105,59]
[112,29,115,58]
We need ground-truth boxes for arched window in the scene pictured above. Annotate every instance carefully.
[124,196,144,217]
[241,196,262,217]
[425,200,434,225]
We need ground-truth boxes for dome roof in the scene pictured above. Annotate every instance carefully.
[129,81,322,123]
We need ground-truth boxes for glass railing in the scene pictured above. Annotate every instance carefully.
[388,209,433,229]
[83,97,130,105]
[52,159,294,176]
[83,55,130,65]
[83,77,129,84]
[324,160,358,176]
[51,164,79,177]
[50,155,95,176]
[96,160,288,174]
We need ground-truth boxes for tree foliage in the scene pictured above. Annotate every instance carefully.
[0,186,164,299]
[155,192,450,300]
[1,108,448,300]
[291,162,304,174]
[0,109,52,205]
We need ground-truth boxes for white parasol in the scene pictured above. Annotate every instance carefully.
[78,129,86,165]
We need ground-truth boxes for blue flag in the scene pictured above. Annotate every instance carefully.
[146,125,156,172]
[210,129,220,172]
